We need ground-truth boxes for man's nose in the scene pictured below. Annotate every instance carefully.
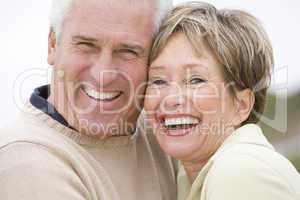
[161,83,186,111]
[90,51,118,86]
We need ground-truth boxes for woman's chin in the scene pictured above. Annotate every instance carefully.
[156,131,207,160]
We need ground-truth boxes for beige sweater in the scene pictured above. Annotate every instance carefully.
[0,103,177,200]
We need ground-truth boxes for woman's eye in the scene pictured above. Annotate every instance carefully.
[150,79,167,86]
[189,77,205,85]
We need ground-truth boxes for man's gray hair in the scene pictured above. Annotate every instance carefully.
[49,0,173,38]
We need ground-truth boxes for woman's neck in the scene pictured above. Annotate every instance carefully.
[181,127,235,184]
[182,159,209,183]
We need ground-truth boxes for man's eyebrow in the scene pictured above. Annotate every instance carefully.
[71,36,145,53]
[72,35,98,42]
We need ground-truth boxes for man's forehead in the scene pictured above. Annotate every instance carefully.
[72,0,155,16]
[68,0,156,34]
[68,24,152,45]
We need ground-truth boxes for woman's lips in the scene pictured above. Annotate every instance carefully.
[165,124,198,137]
[157,115,202,137]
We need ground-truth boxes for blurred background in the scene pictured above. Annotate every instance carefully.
[0,0,299,171]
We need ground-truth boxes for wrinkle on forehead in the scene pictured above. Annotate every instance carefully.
[59,0,156,48]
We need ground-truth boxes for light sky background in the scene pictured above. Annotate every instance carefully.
[0,0,299,125]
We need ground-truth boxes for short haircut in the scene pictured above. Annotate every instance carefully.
[50,0,173,38]
[150,1,274,124]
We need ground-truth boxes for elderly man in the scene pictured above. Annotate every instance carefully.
[0,0,176,199]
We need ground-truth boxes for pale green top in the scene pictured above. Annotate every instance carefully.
[177,124,300,200]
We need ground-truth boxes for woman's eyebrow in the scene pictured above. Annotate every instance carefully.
[149,65,166,71]
[182,63,208,70]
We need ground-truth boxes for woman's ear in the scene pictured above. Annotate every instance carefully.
[233,89,255,125]
[48,27,57,66]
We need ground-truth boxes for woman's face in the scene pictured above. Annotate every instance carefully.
[144,33,240,162]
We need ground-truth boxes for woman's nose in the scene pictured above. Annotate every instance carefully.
[161,83,186,111]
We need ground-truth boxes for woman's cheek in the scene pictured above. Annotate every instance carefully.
[144,88,159,115]
[192,86,222,115]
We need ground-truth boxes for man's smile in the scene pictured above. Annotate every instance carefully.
[82,85,122,102]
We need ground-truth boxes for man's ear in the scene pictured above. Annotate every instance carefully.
[48,27,57,66]
[233,89,255,126]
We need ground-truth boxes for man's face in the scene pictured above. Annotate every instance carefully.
[48,0,155,137]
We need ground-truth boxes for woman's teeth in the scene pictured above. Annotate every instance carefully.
[83,86,121,101]
[164,117,200,129]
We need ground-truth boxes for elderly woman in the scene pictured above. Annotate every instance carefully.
[144,2,300,200]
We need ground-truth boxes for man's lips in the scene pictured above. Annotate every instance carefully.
[82,85,123,102]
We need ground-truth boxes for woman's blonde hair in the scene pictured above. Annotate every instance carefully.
[150,1,274,124]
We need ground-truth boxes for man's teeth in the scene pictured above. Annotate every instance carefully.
[164,117,200,127]
[83,87,121,100]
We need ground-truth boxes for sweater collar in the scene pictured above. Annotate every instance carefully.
[29,85,73,129]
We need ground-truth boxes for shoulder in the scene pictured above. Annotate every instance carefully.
[0,141,76,177]
[0,111,79,153]
[203,144,300,200]
[0,112,49,142]
[0,142,89,199]
[0,142,67,172]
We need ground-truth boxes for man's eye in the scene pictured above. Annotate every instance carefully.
[189,77,205,85]
[118,49,138,60]
[77,42,95,47]
[75,42,98,51]
[122,49,138,55]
